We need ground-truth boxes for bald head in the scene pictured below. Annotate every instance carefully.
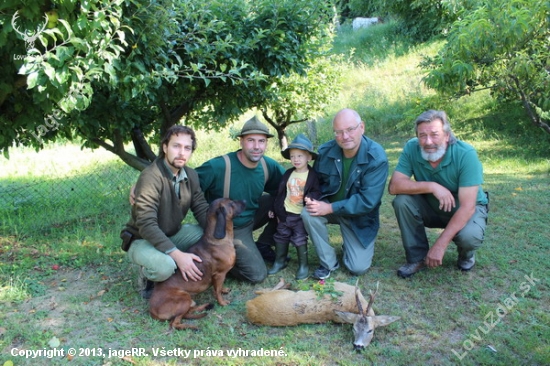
[332,108,364,158]
[333,108,361,126]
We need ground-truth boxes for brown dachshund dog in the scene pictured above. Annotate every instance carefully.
[149,198,246,330]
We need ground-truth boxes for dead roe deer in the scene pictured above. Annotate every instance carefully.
[246,280,400,350]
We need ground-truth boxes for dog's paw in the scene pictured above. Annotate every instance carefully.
[221,287,231,294]
[205,303,215,311]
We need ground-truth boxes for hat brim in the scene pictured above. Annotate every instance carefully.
[238,130,274,138]
[281,147,317,160]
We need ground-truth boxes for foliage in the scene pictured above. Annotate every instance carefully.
[260,53,345,149]
[0,0,336,170]
[421,0,550,135]
[345,0,381,18]
[298,277,344,301]
[336,0,380,20]
[331,18,412,66]
[374,0,479,42]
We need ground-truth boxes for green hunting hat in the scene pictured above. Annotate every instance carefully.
[281,134,317,160]
[237,116,274,138]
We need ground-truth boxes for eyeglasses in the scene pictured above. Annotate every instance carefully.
[333,122,361,137]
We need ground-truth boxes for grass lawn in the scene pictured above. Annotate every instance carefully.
[1,21,549,366]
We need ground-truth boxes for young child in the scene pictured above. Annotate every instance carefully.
[268,134,321,280]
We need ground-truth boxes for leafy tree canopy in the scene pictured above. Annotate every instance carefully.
[259,53,344,149]
[421,0,550,134]
[1,0,335,170]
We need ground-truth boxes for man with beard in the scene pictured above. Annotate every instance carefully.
[128,118,285,287]
[388,110,489,278]
[122,125,209,298]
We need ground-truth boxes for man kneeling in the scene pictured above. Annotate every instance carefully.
[388,110,489,278]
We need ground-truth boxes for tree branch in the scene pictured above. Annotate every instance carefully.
[510,75,550,134]
[131,127,157,162]
[90,134,150,171]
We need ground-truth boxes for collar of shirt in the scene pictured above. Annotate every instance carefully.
[162,160,188,198]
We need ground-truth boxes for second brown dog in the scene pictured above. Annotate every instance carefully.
[149,198,246,330]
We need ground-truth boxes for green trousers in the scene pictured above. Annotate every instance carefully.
[392,194,488,263]
[127,224,203,282]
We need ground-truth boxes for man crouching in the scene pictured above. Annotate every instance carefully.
[388,110,489,278]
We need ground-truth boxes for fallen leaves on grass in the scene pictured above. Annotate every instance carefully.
[48,336,61,348]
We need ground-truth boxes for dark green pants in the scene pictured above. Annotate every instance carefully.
[229,194,276,283]
[392,194,488,263]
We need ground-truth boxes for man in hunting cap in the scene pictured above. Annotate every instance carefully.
[196,116,285,283]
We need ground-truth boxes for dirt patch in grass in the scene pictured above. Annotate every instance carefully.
[2,265,149,354]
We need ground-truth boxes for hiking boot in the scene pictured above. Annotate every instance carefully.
[138,267,154,299]
[397,261,426,278]
[313,262,339,280]
[458,255,476,271]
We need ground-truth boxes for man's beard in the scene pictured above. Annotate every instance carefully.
[421,144,447,162]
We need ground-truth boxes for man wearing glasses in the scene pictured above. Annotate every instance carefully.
[388,110,488,278]
[301,108,388,279]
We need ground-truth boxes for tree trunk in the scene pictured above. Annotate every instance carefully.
[131,127,156,162]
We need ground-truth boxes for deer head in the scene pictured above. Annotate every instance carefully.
[11,10,48,50]
[334,281,400,351]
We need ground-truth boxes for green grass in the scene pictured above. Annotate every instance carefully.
[1,22,549,366]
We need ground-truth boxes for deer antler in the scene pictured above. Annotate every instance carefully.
[11,11,48,43]
[11,11,25,39]
[365,281,379,316]
[354,279,365,316]
[36,14,49,36]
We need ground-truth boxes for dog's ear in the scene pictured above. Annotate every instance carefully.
[213,206,227,239]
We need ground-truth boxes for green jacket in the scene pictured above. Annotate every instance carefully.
[123,158,209,253]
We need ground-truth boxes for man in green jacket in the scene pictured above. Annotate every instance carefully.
[301,108,389,279]
[122,125,209,298]
[196,116,285,283]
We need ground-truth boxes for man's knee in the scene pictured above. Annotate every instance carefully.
[230,266,267,284]
[455,215,486,251]
[243,260,268,283]
[392,194,415,211]
[247,270,267,284]
[143,262,176,282]
[345,259,372,276]
[455,230,484,251]
[348,265,370,276]
[343,241,374,275]
[128,240,177,282]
